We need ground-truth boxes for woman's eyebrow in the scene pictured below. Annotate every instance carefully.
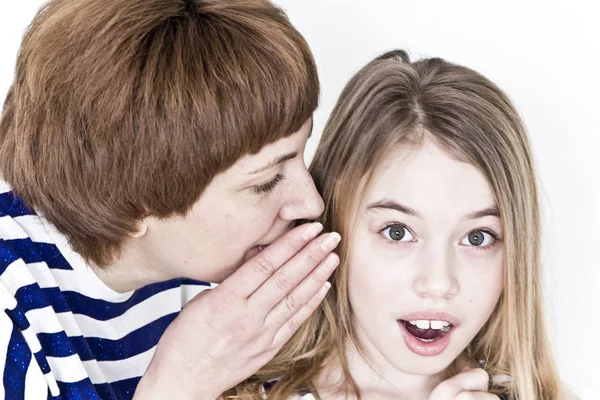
[247,152,298,175]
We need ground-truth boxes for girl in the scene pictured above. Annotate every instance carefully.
[227,50,571,399]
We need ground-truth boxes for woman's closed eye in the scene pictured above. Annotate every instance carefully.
[380,223,416,243]
[460,229,500,250]
[253,173,284,195]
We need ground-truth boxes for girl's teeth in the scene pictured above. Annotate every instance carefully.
[430,320,450,329]
[416,320,430,329]
[410,320,451,330]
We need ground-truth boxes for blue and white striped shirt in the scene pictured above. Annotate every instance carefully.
[0,180,211,399]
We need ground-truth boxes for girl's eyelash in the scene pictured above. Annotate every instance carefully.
[467,229,502,251]
[376,224,502,251]
[254,173,284,194]
[379,222,415,245]
[479,229,499,240]
[381,222,408,232]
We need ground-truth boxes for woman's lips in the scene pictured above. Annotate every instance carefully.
[243,244,269,262]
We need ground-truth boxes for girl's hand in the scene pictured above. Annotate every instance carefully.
[429,365,499,400]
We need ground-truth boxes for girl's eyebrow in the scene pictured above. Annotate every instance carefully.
[367,200,500,221]
[366,200,422,218]
[462,206,500,220]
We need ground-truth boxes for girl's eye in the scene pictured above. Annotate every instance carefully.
[460,229,497,248]
[381,223,415,242]
[253,174,284,195]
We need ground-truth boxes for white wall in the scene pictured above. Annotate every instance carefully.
[1,1,598,398]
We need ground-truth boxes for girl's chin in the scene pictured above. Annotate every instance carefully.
[388,361,449,377]
[386,349,459,377]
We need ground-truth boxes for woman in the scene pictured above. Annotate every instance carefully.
[228,50,573,399]
[0,0,340,399]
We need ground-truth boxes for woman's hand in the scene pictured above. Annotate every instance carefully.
[133,222,340,400]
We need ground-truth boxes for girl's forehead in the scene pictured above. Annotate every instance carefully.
[360,141,497,221]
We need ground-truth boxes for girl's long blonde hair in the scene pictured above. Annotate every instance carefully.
[227,50,563,399]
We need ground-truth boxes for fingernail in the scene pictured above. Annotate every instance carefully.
[319,281,332,296]
[303,222,323,240]
[322,253,339,270]
[461,366,472,372]
[491,374,512,384]
[320,232,341,251]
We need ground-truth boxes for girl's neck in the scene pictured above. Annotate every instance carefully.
[314,338,443,400]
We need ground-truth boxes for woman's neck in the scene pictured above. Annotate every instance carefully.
[90,239,172,293]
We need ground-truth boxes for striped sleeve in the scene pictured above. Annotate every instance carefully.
[1,183,213,399]
[1,306,49,400]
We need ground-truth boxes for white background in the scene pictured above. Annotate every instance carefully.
[1,1,599,398]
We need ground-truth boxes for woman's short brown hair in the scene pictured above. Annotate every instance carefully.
[0,0,319,267]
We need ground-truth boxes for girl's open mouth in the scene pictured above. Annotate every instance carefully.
[400,319,453,342]
[398,319,456,357]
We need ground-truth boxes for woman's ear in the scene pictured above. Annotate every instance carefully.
[130,221,148,238]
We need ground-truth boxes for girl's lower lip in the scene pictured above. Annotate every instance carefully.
[398,320,454,357]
